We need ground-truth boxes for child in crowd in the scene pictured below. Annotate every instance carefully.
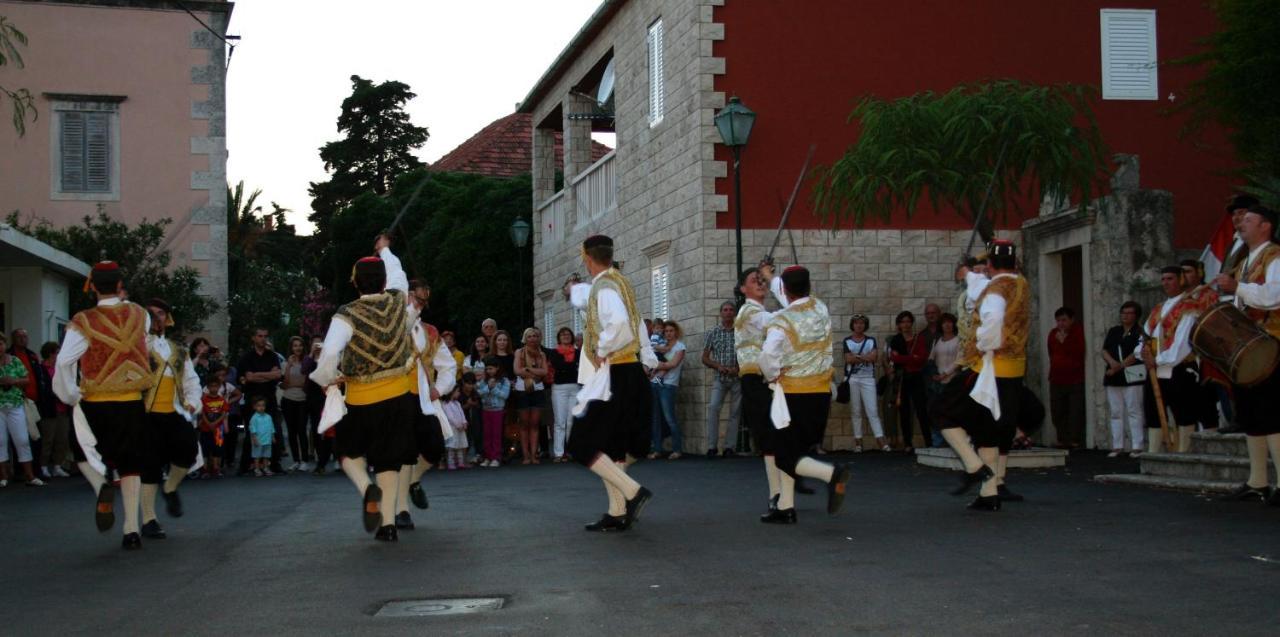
[459,372,482,464]
[442,387,469,470]
[199,374,229,478]
[475,358,510,468]
[248,397,275,477]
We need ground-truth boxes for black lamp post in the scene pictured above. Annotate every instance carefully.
[714,96,756,300]
[509,218,531,328]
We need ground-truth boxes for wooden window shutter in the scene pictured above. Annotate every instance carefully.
[85,112,111,191]
[1100,9,1158,100]
[60,111,86,191]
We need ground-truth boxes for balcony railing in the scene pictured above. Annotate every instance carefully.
[536,150,616,248]
[536,189,571,249]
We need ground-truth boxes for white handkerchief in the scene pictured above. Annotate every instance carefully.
[72,403,106,476]
[769,382,791,430]
[969,351,1001,421]
[573,360,612,417]
[432,399,452,439]
[317,385,347,434]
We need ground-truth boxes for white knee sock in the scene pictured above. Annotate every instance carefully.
[78,461,105,495]
[977,448,999,497]
[778,472,795,510]
[604,478,625,516]
[1246,435,1269,489]
[141,483,158,523]
[375,471,398,526]
[795,457,835,483]
[121,475,141,535]
[763,455,781,500]
[1178,426,1195,453]
[1266,434,1280,487]
[588,454,640,499]
[941,428,983,473]
[412,456,432,483]
[164,465,189,494]
[341,457,371,496]
[395,465,412,515]
[996,453,1008,487]
[1147,429,1163,453]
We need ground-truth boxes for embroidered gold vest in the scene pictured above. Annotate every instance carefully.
[583,269,642,367]
[1234,242,1280,339]
[962,275,1030,378]
[144,338,189,413]
[768,297,832,393]
[334,289,415,384]
[734,300,765,376]
[69,303,153,400]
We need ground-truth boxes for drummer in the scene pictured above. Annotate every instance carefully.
[1213,204,1280,505]
[1139,266,1203,454]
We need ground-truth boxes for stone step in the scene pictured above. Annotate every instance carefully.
[1189,431,1248,457]
[1137,452,1274,483]
[914,447,1068,471]
[1093,473,1240,494]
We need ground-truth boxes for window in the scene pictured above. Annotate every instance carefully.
[49,96,123,200]
[647,18,665,126]
[1100,9,1158,100]
[572,306,584,336]
[651,264,670,320]
[543,302,556,348]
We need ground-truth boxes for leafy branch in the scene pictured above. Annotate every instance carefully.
[0,15,37,136]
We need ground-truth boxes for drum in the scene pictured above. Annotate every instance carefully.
[1191,302,1280,387]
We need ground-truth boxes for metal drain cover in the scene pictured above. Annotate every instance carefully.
[375,597,505,617]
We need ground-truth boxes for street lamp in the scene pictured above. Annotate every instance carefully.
[509,218,531,328]
[714,96,755,301]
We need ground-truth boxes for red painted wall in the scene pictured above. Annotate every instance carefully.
[712,1,1236,248]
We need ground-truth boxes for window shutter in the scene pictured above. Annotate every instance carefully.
[648,19,664,125]
[1100,9,1158,100]
[543,303,555,348]
[651,264,670,319]
[572,307,583,336]
[85,112,111,192]
[60,112,86,191]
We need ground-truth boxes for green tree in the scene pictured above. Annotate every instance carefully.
[5,209,218,335]
[811,80,1111,239]
[0,15,37,135]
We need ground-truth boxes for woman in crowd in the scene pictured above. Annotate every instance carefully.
[648,320,687,460]
[1101,301,1147,457]
[927,313,962,446]
[888,310,931,453]
[843,314,888,453]
[189,337,212,385]
[513,327,548,464]
[546,327,580,463]
[279,336,312,472]
[38,341,71,477]
[0,333,41,486]
[492,330,516,380]
[463,334,490,463]
[464,335,490,379]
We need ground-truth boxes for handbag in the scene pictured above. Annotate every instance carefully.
[836,376,851,404]
[24,398,40,441]
[1119,345,1147,384]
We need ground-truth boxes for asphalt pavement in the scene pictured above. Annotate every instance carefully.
[1,451,1277,635]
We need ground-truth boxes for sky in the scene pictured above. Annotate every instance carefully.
[225,0,603,234]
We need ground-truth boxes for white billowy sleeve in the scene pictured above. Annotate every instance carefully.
[974,293,1007,353]
[965,271,991,307]
[1155,313,1196,367]
[179,358,203,419]
[53,326,88,405]
[379,246,408,294]
[769,275,787,307]
[310,317,353,387]
[569,282,592,309]
[758,326,792,382]
[1236,259,1280,311]
[594,288,633,358]
[433,343,458,396]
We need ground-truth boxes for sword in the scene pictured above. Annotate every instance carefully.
[378,173,431,243]
[764,144,817,264]
[960,140,1008,261]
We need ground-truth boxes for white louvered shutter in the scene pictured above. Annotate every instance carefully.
[647,19,665,126]
[543,303,555,348]
[651,264,670,320]
[1100,9,1158,100]
[572,307,584,337]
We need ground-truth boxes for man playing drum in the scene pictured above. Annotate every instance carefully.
[1214,205,1280,504]
[1139,267,1203,455]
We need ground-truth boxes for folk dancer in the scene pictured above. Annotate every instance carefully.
[756,264,851,524]
[733,265,784,518]
[311,235,420,541]
[1139,266,1204,455]
[53,261,156,549]
[139,298,203,540]
[1214,204,1280,504]
[933,240,1030,511]
[565,235,657,532]
[395,280,457,530]
[1181,259,1225,438]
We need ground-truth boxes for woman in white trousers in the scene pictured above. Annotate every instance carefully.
[1101,302,1146,457]
[547,327,581,462]
[844,315,889,452]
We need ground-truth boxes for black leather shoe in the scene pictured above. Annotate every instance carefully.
[162,489,183,517]
[951,465,996,496]
[997,484,1024,502]
[121,532,142,550]
[362,484,382,533]
[760,508,797,524]
[1220,483,1269,501]
[827,464,852,515]
[623,486,653,529]
[584,514,627,532]
[141,519,167,539]
[795,479,816,495]
[374,525,398,542]
[395,511,415,530]
[409,482,428,510]
[967,495,1001,511]
[95,483,115,533]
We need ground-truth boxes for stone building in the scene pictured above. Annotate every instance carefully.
[518,0,1235,452]
[0,0,232,343]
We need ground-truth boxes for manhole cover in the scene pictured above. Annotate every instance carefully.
[375,597,505,617]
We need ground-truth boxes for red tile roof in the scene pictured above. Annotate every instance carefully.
[429,112,611,178]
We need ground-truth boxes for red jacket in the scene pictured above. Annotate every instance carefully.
[1047,323,1086,385]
